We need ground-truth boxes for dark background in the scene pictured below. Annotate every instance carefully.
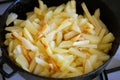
[103,0,120,23]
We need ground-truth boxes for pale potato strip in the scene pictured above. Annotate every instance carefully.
[69,48,86,58]
[94,8,100,19]
[6,13,18,26]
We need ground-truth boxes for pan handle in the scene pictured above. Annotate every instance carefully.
[0,49,17,78]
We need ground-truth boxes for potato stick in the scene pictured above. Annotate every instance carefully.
[78,44,97,48]
[65,0,76,13]
[52,47,69,54]
[34,23,47,40]
[64,31,79,40]
[50,41,56,49]
[25,20,38,35]
[81,3,95,27]
[49,57,60,71]
[32,21,40,30]
[6,13,18,26]
[45,31,56,42]
[58,70,69,78]
[58,41,73,48]
[46,46,53,57]
[16,54,29,71]
[39,69,50,77]
[101,33,115,43]
[98,54,110,61]
[12,32,38,51]
[35,57,48,67]
[29,58,37,72]
[69,48,86,58]
[70,34,81,42]
[36,41,46,53]
[34,7,42,16]
[8,41,14,53]
[5,26,22,32]
[61,55,74,71]
[98,20,109,34]
[56,19,72,32]
[81,3,102,35]
[98,43,112,53]
[67,66,79,73]
[44,11,53,22]
[73,40,89,46]
[71,20,81,33]
[92,16,102,35]
[89,55,97,67]
[56,31,63,45]
[70,0,76,13]
[38,0,47,11]
[23,28,34,42]
[54,4,65,14]
[33,64,43,75]
[94,8,100,19]
[98,28,106,40]
[21,46,31,63]
[14,19,24,26]
[84,59,93,73]
[82,34,100,44]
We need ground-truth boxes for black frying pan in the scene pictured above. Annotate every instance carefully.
[0,0,120,80]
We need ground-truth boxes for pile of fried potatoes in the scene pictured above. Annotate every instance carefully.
[4,0,115,78]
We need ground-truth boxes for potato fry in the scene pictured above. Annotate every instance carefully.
[16,54,29,71]
[52,47,69,54]
[23,28,34,42]
[54,4,65,15]
[73,40,89,46]
[29,58,37,72]
[6,13,18,26]
[94,8,100,19]
[56,31,63,45]
[14,19,24,26]
[64,31,79,40]
[69,48,86,58]
[25,20,38,35]
[33,64,43,75]
[21,46,31,63]
[101,32,115,43]
[58,41,73,48]
[82,34,100,44]
[84,59,93,73]
[5,0,115,78]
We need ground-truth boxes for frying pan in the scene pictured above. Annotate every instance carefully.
[0,0,120,80]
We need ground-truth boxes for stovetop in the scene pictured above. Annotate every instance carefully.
[0,0,120,80]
